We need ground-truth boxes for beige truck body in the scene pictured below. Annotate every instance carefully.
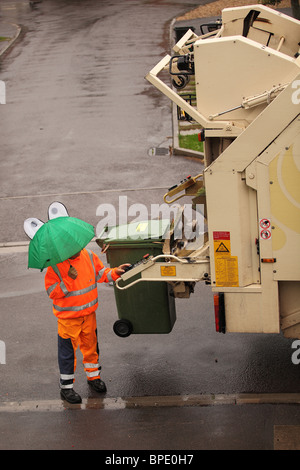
[120,5,300,338]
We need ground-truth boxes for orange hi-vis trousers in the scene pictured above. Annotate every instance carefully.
[57,312,101,389]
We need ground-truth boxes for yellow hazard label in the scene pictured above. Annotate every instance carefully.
[214,239,231,256]
[215,256,239,287]
[160,266,176,276]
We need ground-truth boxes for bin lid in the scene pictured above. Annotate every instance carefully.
[96,219,170,244]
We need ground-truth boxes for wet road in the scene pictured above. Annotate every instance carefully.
[0,0,204,242]
[0,0,299,451]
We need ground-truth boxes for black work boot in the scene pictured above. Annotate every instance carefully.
[87,379,107,393]
[60,388,82,404]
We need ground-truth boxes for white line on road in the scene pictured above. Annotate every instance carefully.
[0,186,169,201]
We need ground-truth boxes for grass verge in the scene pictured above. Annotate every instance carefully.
[178,133,204,153]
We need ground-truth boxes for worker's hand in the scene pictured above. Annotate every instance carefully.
[115,263,131,276]
[68,265,78,280]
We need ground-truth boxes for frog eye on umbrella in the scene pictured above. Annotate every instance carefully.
[24,218,45,240]
[48,201,69,220]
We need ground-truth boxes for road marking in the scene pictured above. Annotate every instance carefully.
[1,2,27,8]
[0,243,29,254]
[1,393,300,412]
[0,186,169,201]
[0,239,98,254]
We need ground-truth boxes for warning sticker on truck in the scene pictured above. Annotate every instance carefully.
[160,266,176,276]
[213,231,239,287]
[215,256,239,287]
[213,231,231,257]
[259,218,272,240]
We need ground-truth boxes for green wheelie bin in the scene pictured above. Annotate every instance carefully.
[96,220,176,337]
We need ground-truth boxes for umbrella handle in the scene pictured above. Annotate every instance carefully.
[68,264,78,280]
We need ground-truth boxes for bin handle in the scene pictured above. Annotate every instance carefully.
[151,254,189,263]
[115,277,145,291]
[101,243,110,254]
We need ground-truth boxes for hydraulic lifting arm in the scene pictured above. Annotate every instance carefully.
[115,253,210,291]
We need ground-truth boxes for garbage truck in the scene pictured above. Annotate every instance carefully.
[100,5,300,339]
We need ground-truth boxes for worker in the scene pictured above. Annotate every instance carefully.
[45,248,129,404]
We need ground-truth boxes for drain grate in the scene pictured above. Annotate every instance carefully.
[148,147,170,156]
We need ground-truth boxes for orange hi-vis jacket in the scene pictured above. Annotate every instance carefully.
[45,249,119,319]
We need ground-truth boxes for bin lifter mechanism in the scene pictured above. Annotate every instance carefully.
[115,251,210,291]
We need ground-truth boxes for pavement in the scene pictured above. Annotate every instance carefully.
[0,3,299,452]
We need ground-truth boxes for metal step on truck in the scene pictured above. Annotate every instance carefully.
[99,5,300,339]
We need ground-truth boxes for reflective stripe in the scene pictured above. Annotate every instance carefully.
[96,267,105,281]
[47,282,58,296]
[60,383,73,389]
[52,264,62,279]
[84,363,99,369]
[60,374,74,380]
[54,298,98,312]
[52,265,68,295]
[86,250,96,276]
[86,370,100,378]
[65,283,97,297]
[52,252,97,297]
[60,282,68,295]
[96,267,114,282]
[51,251,102,314]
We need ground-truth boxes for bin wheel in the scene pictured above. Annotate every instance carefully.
[172,75,189,89]
[113,319,133,338]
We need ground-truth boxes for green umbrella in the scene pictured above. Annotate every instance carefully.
[28,216,95,270]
